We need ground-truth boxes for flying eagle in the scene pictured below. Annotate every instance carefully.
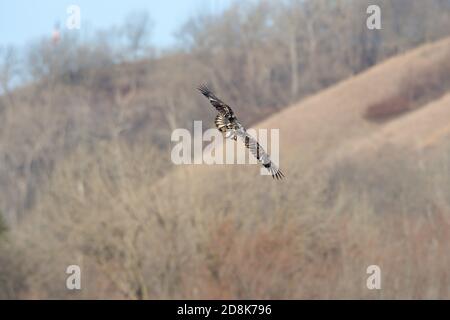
[198,84,284,180]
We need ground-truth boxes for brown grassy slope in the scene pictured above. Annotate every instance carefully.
[257,36,450,168]
[338,92,450,155]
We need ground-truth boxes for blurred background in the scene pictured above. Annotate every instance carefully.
[1,0,450,299]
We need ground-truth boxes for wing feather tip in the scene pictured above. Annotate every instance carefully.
[273,169,284,180]
[197,84,212,97]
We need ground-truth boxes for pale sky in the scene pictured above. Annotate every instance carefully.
[0,0,235,48]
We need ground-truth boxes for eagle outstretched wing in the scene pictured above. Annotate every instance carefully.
[198,84,284,180]
[235,128,284,180]
[198,84,235,117]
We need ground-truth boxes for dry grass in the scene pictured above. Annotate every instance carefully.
[365,45,450,121]
[365,95,411,121]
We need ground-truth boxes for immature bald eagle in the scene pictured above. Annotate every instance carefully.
[198,84,284,180]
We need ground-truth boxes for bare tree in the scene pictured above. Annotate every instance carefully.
[0,46,19,105]
[123,11,153,59]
